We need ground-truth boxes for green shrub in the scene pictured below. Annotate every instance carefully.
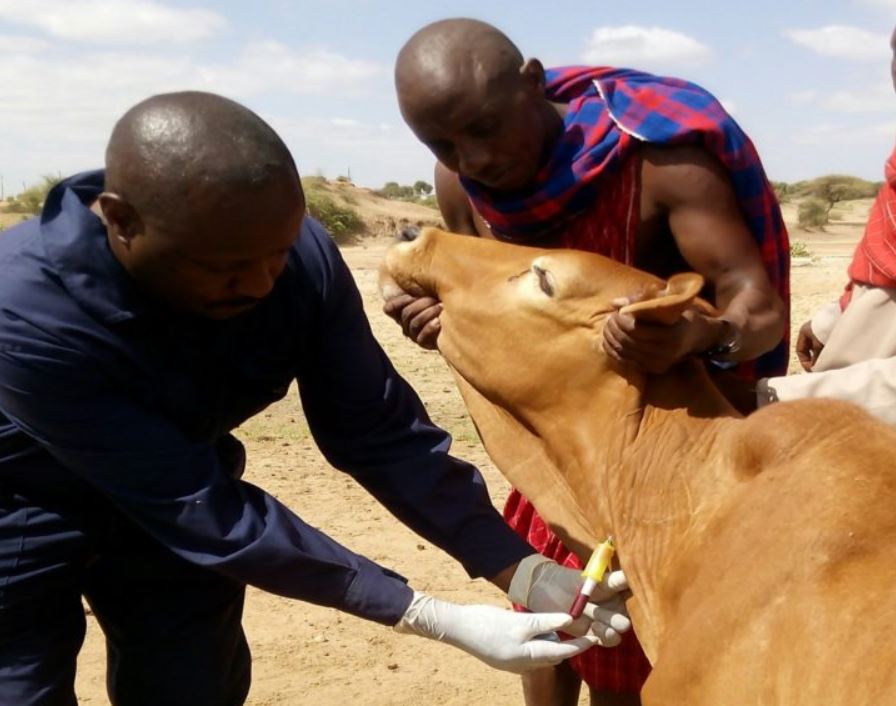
[304,189,363,241]
[771,181,790,203]
[798,197,829,229]
[8,175,61,215]
[790,240,812,257]
[300,175,328,189]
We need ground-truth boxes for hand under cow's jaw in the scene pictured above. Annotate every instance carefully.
[380,227,896,706]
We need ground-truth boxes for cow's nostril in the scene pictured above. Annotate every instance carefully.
[397,226,420,242]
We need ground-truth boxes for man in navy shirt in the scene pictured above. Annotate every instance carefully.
[0,92,629,705]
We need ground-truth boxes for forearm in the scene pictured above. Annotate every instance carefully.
[694,285,785,362]
[489,560,522,593]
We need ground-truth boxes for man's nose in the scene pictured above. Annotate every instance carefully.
[235,259,281,299]
[457,143,491,177]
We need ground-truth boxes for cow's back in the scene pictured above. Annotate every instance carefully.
[643,398,896,705]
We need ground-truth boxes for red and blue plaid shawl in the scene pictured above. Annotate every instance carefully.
[462,66,790,378]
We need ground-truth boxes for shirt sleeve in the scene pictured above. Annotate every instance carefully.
[809,299,842,345]
[0,336,414,625]
[296,226,533,580]
[759,357,896,425]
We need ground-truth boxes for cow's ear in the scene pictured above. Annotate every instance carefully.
[618,273,708,324]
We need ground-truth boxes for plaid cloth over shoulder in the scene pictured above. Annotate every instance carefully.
[462,65,790,379]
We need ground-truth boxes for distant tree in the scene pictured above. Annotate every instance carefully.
[791,175,879,225]
[413,180,433,196]
[378,181,416,200]
[377,182,397,199]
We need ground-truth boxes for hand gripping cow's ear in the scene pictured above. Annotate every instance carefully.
[617,273,710,325]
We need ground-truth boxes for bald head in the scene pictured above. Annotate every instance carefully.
[105,91,297,226]
[99,91,304,319]
[395,19,560,193]
[395,18,523,110]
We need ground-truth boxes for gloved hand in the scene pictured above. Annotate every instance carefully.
[393,591,599,673]
[508,554,631,645]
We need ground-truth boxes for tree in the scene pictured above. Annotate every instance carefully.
[378,181,415,200]
[786,175,881,229]
[413,180,433,196]
[807,175,876,210]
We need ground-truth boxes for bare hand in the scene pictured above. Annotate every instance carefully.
[795,320,824,372]
[383,294,442,350]
[603,309,704,374]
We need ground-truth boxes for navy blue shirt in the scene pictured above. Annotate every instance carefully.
[0,171,531,625]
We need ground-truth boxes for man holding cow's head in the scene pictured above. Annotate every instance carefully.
[387,18,790,706]
[0,91,633,704]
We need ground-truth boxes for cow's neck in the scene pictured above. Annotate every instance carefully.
[526,360,741,660]
[615,364,742,655]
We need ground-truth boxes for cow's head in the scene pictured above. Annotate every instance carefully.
[380,227,705,418]
[381,228,711,659]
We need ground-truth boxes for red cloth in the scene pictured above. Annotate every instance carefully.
[505,154,652,694]
[842,144,896,308]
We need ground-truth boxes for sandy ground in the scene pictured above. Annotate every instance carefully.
[72,208,868,705]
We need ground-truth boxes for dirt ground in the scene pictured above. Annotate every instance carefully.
[73,205,869,705]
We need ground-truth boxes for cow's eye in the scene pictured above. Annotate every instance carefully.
[532,264,555,297]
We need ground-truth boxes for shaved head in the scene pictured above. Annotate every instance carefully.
[99,91,304,319]
[105,91,297,227]
[395,18,523,107]
[395,19,561,192]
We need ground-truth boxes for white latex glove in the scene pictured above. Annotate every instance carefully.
[508,554,631,645]
[393,591,599,673]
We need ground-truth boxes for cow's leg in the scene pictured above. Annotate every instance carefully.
[521,663,581,706]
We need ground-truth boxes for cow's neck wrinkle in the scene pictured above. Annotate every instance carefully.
[609,362,742,660]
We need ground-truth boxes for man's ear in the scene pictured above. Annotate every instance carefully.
[520,58,546,92]
[97,192,143,248]
[619,273,709,324]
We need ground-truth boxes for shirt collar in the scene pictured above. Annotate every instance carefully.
[40,169,148,324]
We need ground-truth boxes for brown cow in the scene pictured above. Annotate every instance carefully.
[380,227,896,705]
